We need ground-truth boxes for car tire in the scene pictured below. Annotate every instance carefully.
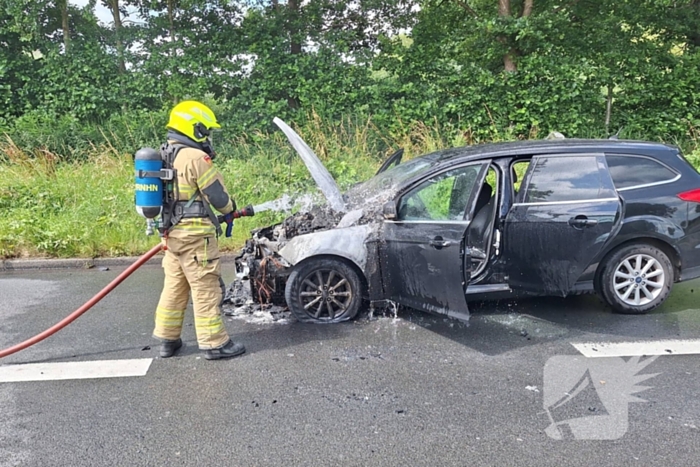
[285,257,363,323]
[599,244,673,314]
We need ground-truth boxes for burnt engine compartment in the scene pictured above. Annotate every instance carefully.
[230,206,343,307]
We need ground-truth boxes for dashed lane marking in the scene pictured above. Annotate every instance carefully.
[0,358,153,383]
[572,339,700,358]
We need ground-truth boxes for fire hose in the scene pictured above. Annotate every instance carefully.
[0,204,255,360]
[0,243,165,360]
[1,145,259,359]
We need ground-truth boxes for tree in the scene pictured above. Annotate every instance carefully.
[373,0,700,139]
[104,0,126,73]
[0,0,697,141]
[231,0,416,128]
[132,0,245,104]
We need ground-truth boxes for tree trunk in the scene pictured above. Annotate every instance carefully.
[522,0,533,17]
[59,0,70,52]
[502,47,517,72]
[287,0,301,108]
[167,0,178,103]
[605,83,613,135]
[109,0,126,73]
[498,0,517,71]
[167,0,176,46]
[288,0,302,55]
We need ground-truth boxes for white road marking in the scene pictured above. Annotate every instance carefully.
[0,358,153,383]
[572,339,700,358]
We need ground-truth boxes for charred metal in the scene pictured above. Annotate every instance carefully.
[230,206,382,309]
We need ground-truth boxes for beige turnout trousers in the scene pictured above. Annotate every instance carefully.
[153,230,230,349]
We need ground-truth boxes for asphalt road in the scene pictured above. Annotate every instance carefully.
[1,264,699,466]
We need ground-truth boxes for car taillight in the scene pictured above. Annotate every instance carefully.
[678,189,700,203]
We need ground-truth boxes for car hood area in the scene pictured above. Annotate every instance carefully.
[226,119,386,312]
[255,118,393,258]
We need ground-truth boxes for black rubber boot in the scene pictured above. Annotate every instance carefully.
[205,340,246,360]
[159,338,182,358]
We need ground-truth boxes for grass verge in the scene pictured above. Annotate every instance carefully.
[1,117,698,259]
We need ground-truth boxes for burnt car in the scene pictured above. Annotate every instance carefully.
[236,121,700,323]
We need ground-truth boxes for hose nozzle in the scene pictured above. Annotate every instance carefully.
[217,205,255,238]
[232,204,255,219]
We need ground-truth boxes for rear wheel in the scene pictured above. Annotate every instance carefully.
[599,244,673,314]
[285,258,362,323]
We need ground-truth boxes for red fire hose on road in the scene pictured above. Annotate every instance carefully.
[0,243,165,360]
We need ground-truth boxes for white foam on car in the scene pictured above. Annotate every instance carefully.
[223,304,292,325]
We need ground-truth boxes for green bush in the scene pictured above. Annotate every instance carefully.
[1,110,699,259]
[0,113,398,258]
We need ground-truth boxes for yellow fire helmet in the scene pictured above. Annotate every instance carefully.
[166,101,221,143]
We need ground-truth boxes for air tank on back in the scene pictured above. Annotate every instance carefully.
[134,147,163,219]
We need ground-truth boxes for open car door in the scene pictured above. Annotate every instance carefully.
[380,161,491,319]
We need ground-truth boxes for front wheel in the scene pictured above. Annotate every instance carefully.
[599,244,673,314]
[285,258,363,323]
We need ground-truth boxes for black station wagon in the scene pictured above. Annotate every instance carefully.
[239,126,700,323]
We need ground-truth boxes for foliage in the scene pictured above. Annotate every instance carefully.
[2,0,700,256]
[373,0,700,140]
[1,112,699,258]
[0,115,399,258]
[2,0,699,140]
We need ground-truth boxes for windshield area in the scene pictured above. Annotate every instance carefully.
[345,155,441,204]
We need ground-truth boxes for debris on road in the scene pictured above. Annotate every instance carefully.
[223,276,292,324]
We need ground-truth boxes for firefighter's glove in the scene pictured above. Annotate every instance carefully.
[221,212,235,238]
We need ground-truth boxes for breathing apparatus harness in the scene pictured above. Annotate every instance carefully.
[134,132,222,237]
[164,133,224,237]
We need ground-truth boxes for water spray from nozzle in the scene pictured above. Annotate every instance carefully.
[252,193,316,214]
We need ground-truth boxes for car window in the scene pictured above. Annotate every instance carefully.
[348,154,440,200]
[511,160,530,196]
[605,155,678,190]
[522,156,603,203]
[398,164,483,221]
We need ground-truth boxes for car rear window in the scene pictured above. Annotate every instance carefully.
[522,156,604,203]
[605,155,678,190]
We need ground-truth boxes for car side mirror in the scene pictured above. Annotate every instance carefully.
[383,201,398,220]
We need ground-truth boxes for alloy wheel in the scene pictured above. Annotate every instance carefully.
[299,268,354,320]
[612,254,665,306]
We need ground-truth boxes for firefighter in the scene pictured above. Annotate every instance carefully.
[153,100,245,360]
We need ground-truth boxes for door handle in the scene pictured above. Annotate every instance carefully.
[429,236,454,249]
[568,216,598,229]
